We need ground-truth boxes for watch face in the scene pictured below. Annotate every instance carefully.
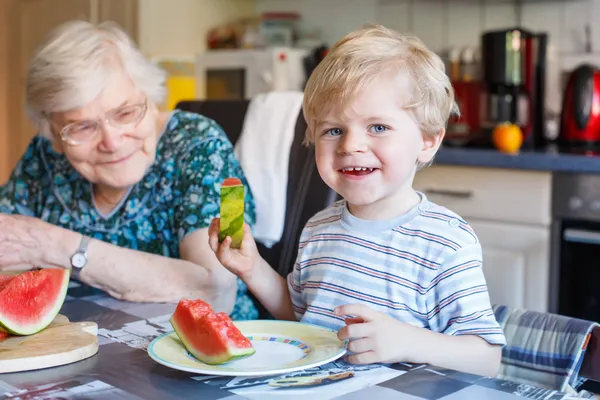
[71,253,87,269]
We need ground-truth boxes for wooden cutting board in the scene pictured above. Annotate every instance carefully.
[0,314,99,373]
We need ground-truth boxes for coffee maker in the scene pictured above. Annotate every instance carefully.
[481,28,547,148]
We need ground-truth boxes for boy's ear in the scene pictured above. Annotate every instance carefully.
[417,129,445,164]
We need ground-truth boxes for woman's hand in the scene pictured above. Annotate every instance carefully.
[208,218,259,282]
[0,214,61,270]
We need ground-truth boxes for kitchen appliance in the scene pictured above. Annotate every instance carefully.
[550,172,600,324]
[480,28,548,147]
[446,80,484,145]
[551,172,600,394]
[559,64,600,147]
[195,47,309,100]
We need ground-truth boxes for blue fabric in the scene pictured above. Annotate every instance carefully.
[493,304,598,392]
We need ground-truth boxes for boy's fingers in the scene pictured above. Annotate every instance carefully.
[208,219,220,252]
[337,321,373,340]
[216,236,232,264]
[347,338,373,354]
[334,304,380,322]
[240,223,255,251]
[345,317,364,325]
[209,218,219,234]
[345,351,378,365]
[208,235,218,252]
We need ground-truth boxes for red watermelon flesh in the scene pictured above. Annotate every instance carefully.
[222,178,242,187]
[0,274,15,290]
[0,268,70,335]
[170,299,255,365]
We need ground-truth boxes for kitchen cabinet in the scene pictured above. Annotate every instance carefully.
[413,165,552,312]
[0,0,138,184]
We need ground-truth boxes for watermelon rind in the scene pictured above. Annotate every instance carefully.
[170,316,256,365]
[219,184,244,248]
[0,269,70,336]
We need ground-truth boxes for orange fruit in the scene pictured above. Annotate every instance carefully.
[492,123,523,154]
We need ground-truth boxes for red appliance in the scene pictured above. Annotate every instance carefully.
[559,64,600,146]
[480,28,547,147]
[446,81,483,144]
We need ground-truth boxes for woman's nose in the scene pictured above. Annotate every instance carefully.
[97,123,124,152]
[338,131,367,154]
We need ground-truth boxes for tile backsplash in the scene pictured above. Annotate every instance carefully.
[256,0,600,114]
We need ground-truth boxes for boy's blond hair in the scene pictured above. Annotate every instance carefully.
[303,24,458,146]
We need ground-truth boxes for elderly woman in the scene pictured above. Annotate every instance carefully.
[0,20,258,320]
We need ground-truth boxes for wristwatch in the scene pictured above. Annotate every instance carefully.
[70,235,91,280]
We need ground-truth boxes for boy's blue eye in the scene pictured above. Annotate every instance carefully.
[325,128,343,136]
[369,125,388,133]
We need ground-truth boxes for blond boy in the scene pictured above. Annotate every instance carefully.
[209,24,505,377]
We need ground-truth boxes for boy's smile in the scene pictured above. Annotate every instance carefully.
[314,72,443,220]
[339,166,378,179]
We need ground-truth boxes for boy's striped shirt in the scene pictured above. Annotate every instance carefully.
[287,194,506,346]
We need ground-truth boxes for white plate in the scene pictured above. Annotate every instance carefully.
[147,320,347,377]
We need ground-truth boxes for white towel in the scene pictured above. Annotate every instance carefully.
[234,91,304,248]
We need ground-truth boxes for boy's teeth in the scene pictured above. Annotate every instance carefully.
[343,167,373,172]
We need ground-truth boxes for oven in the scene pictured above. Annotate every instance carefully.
[550,172,600,323]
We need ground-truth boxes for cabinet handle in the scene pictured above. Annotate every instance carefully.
[564,228,600,245]
[424,189,474,199]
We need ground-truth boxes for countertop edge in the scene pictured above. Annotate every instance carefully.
[434,147,600,174]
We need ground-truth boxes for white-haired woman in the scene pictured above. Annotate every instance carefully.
[0,20,258,320]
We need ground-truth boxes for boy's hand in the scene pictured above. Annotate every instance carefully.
[208,218,259,281]
[335,304,420,365]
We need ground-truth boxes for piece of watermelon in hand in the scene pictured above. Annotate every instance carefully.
[169,299,255,365]
[219,177,245,249]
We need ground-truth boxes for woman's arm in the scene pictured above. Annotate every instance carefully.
[80,228,237,311]
[62,227,237,312]
[0,214,238,313]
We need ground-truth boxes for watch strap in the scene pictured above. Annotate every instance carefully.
[71,235,91,280]
[77,235,91,255]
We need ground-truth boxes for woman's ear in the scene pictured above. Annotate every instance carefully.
[51,139,64,154]
[417,129,445,164]
[41,119,64,154]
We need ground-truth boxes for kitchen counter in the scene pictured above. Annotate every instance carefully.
[435,146,600,174]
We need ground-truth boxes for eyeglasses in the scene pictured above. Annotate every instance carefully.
[50,100,148,146]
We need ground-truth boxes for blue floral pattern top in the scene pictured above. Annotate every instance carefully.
[0,111,258,320]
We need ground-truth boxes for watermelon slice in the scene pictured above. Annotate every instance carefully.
[219,177,245,249]
[0,274,15,289]
[170,299,255,365]
[0,268,70,335]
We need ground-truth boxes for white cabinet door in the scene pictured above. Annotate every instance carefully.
[468,219,550,312]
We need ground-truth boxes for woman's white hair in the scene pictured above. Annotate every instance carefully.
[26,20,167,139]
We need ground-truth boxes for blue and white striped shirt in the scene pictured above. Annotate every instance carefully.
[287,193,506,346]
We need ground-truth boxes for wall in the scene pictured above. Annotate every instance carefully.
[0,1,13,183]
[256,0,600,114]
[138,0,256,57]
